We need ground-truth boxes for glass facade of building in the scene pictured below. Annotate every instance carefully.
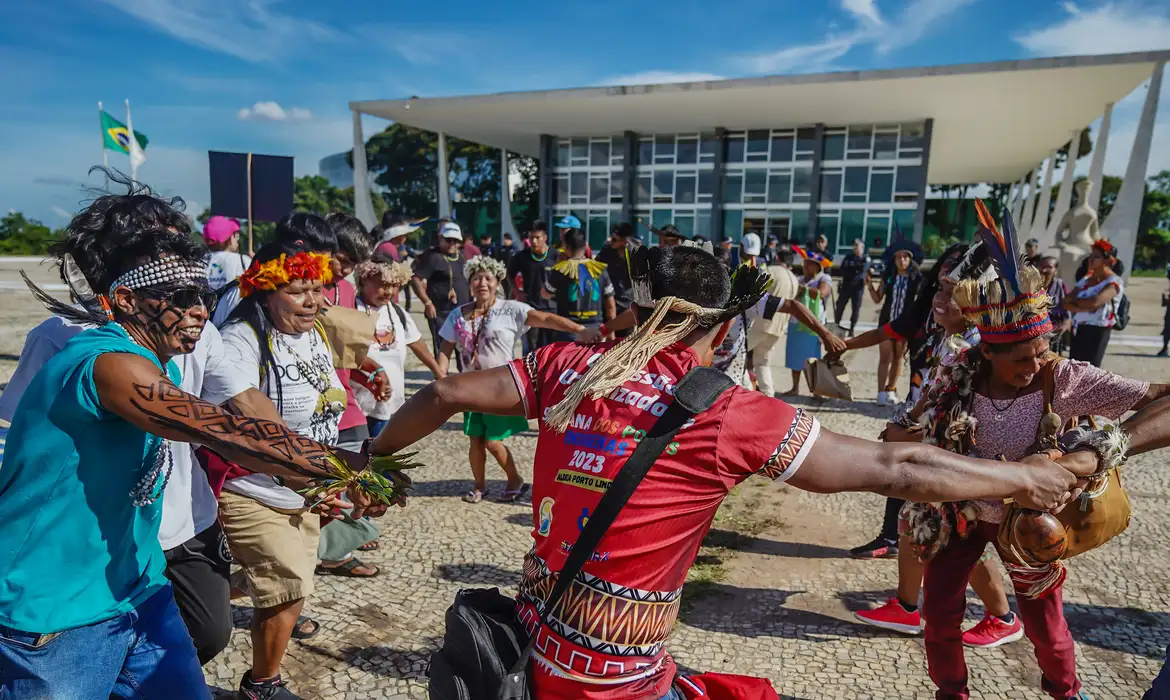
[549,121,929,255]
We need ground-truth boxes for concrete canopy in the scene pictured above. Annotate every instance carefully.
[352,51,1169,185]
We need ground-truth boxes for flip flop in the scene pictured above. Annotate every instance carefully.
[291,615,320,640]
[496,483,531,504]
[463,489,484,504]
[358,540,380,551]
[315,558,380,578]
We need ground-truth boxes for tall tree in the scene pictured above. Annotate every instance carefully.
[0,212,64,255]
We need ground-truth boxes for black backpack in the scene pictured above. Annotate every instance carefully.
[1114,293,1131,331]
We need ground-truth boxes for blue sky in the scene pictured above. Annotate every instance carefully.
[2,0,1169,225]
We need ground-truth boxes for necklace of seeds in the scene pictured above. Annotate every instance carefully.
[274,330,333,394]
[111,322,175,506]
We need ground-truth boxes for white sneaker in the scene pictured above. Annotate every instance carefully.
[887,392,901,406]
[876,391,888,405]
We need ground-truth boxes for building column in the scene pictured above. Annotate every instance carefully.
[1029,149,1058,241]
[1008,174,1027,224]
[1086,103,1112,212]
[709,128,728,242]
[351,111,378,230]
[499,149,517,241]
[1101,61,1165,279]
[538,134,554,226]
[436,132,451,218]
[913,118,934,243]
[1019,166,1039,239]
[622,131,638,225]
[805,123,826,242]
[1044,129,1083,252]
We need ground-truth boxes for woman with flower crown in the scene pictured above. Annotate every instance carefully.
[904,202,1170,700]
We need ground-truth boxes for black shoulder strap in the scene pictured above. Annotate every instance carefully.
[511,366,735,674]
[762,296,784,320]
[390,302,408,328]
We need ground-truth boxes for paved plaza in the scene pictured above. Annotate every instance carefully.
[1,261,1168,699]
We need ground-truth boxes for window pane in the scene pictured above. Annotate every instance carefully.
[611,136,626,165]
[844,166,868,194]
[590,175,608,204]
[723,173,743,203]
[588,214,608,249]
[895,165,924,195]
[654,135,675,163]
[652,209,673,231]
[726,136,745,163]
[747,130,769,154]
[653,171,673,202]
[823,133,845,161]
[723,209,743,242]
[767,173,791,203]
[610,176,624,204]
[698,170,714,198]
[900,122,925,151]
[591,141,610,166]
[841,209,865,247]
[637,175,652,202]
[676,174,697,204]
[700,133,719,162]
[770,133,794,162]
[571,138,589,162]
[893,209,916,239]
[792,166,812,199]
[820,172,842,203]
[674,214,695,240]
[847,126,873,154]
[677,138,698,164]
[817,215,840,249]
[789,210,809,242]
[866,215,891,245]
[795,128,817,157]
[696,212,711,241]
[744,169,767,202]
[555,141,570,168]
[870,172,894,202]
[874,132,898,160]
[555,177,569,205]
[570,172,587,196]
[638,140,653,165]
[634,212,653,239]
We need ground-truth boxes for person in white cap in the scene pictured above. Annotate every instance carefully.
[411,219,470,356]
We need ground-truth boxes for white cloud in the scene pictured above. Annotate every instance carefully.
[237,101,314,121]
[841,0,884,26]
[51,206,71,221]
[93,0,339,63]
[596,71,727,87]
[737,0,976,74]
[1015,2,1170,56]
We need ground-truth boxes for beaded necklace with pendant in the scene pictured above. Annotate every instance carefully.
[112,322,175,506]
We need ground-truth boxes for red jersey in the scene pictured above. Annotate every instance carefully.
[507,341,821,700]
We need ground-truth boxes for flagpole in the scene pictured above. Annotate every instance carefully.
[98,101,108,168]
[125,99,137,184]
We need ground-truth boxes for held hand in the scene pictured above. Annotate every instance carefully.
[881,423,924,444]
[369,372,391,402]
[346,486,390,519]
[577,326,603,343]
[1015,453,1079,512]
[310,494,349,516]
[423,301,437,320]
[1055,448,1102,478]
[822,334,848,356]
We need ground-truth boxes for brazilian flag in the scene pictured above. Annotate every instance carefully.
[100,111,148,155]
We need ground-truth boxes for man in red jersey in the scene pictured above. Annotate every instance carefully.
[372,245,1078,700]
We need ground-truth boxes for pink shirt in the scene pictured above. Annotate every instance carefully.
[970,359,1147,522]
[326,279,368,432]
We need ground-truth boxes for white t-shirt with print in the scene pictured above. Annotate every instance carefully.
[353,300,423,420]
[207,250,252,291]
[202,322,343,510]
[1071,274,1123,328]
[438,299,533,370]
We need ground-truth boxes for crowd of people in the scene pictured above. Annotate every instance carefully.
[0,172,1167,700]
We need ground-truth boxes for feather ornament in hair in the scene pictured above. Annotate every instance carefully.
[21,271,107,326]
[717,264,773,325]
[62,253,97,301]
[973,200,1022,296]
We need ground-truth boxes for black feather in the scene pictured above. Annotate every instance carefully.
[22,271,107,327]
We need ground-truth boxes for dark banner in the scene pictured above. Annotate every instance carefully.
[208,151,294,222]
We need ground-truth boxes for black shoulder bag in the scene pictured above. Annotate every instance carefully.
[428,366,736,700]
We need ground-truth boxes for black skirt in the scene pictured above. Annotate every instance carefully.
[1070,325,1111,367]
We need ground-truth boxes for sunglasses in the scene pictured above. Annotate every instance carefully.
[138,285,218,313]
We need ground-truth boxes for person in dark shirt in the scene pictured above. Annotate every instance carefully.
[762,236,780,265]
[411,221,470,355]
[834,238,869,336]
[1038,256,1071,355]
[542,226,616,339]
[507,220,557,352]
[813,233,834,266]
[594,223,638,328]
[1024,238,1043,268]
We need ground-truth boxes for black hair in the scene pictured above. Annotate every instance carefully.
[275,212,337,253]
[529,220,548,234]
[326,213,373,263]
[49,168,203,293]
[563,228,588,252]
[223,239,313,412]
[503,232,514,241]
[646,245,730,326]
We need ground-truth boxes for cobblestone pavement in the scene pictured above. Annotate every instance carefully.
[1,263,1168,699]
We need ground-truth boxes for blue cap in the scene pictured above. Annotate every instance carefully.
[554,214,582,230]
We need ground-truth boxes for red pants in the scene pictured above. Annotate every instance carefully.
[923,521,1080,699]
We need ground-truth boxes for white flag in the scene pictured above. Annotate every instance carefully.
[125,99,146,178]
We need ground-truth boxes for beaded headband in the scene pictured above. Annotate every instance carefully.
[239,252,334,298]
[108,258,208,297]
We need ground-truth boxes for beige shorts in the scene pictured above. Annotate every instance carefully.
[219,490,321,609]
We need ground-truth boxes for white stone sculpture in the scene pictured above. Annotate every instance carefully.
[1052,179,1100,287]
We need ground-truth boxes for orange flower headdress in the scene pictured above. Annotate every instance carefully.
[239,252,334,298]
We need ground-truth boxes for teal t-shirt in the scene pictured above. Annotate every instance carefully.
[0,323,180,633]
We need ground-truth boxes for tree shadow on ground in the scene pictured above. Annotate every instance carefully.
[681,584,875,642]
[432,562,522,588]
[410,478,526,498]
[293,639,440,681]
[504,512,532,527]
[702,529,850,559]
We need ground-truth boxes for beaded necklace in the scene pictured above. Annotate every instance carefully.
[111,322,174,507]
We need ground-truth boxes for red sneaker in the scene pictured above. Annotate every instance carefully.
[853,597,922,635]
[962,613,1024,648]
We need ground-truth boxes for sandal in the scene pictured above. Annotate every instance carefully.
[496,483,531,504]
[358,540,380,551]
[291,615,320,640]
[314,557,380,578]
[463,489,484,504]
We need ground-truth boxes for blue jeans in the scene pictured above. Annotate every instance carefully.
[367,417,388,437]
[0,585,208,699]
[1146,644,1170,699]
[660,688,685,700]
